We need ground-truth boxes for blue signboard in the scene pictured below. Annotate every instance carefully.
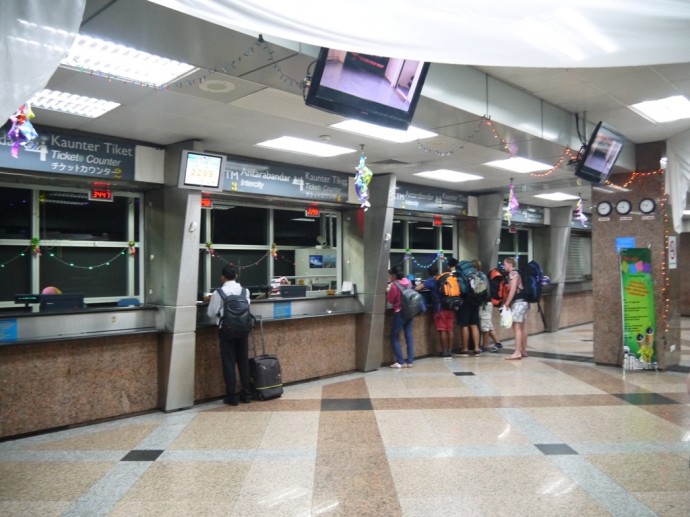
[395,182,469,215]
[0,126,136,180]
[224,159,349,203]
[273,302,292,319]
[0,319,18,343]
[616,236,636,254]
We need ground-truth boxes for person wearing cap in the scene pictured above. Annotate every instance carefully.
[386,265,415,368]
[207,265,252,406]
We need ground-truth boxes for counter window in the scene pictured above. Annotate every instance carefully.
[0,185,142,310]
[389,216,454,278]
[199,204,340,294]
[498,227,531,267]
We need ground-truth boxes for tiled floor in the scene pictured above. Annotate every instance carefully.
[1,323,689,516]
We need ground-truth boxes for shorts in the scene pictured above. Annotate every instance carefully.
[479,303,494,332]
[457,303,479,327]
[434,309,455,332]
[511,299,530,323]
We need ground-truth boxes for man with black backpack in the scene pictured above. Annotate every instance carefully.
[207,265,253,405]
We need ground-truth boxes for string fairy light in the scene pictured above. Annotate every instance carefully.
[74,37,303,93]
[605,168,664,189]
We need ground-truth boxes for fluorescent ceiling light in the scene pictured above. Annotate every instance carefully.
[414,169,483,182]
[683,210,690,216]
[534,192,580,201]
[629,95,690,123]
[330,120,437,143]
[61,34,195,87]
[256,136,356,157]
[484,157,552,173]
[29,89,120,118]
[290,218,316,222]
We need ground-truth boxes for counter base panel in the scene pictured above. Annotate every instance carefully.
[0,334,159,439]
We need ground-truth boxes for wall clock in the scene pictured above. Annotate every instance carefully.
[596,201,612,217]
[615,199,632,215]
[639,198,656,214]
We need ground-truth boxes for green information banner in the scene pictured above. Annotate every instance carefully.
[619,248,656,366]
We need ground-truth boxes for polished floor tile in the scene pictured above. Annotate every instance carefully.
[1,320,688,516]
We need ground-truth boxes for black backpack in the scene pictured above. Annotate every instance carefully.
[395,281,426,320]
[517,260,544,303]
[218,288,255,336]
[457,260,490,304]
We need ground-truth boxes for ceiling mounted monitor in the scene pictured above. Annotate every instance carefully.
[178,150,226,192]
[305,48,430,130]
[574,122,626,184]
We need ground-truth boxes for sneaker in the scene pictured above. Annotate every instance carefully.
[481,346,499,353]
[494,342,503,349]
[405,363,414,368]
[390,362,403,368]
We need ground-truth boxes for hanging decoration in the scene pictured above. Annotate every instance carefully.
[8,104,38,158]
[272,242,278,258]
[354,145,373,211]
[129,241,137,256]
[205,241,215,257]
[574,194,588,226]
[504,179,519,225]
[31,237,41,257]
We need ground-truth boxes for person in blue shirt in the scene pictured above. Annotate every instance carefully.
[416,264,455,358]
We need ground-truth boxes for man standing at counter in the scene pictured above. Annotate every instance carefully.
[207,265,253,405]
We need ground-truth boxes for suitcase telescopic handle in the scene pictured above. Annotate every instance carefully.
[251,314,267,356]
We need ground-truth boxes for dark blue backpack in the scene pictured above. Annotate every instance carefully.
[518,260,543,303]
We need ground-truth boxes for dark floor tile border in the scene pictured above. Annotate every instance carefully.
[454,372,476,376]
[121,449,164,462]
[535,443,578,455]
[321,398,374,411]
[612,393,681,405]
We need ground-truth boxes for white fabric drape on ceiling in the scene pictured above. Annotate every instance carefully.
[0,0,85,121]
[146,0,690,67]
[666,130,690,234]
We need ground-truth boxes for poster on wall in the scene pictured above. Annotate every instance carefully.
[619,248,657,369]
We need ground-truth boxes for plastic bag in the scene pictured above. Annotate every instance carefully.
[500,307,513,328]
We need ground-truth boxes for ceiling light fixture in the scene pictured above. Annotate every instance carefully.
[28,89,120,118]
[534,192,580,201]
[61,34,196,87]
[331,120,437,143]
[256,136,356,157]
[414,169,483,183]
[629,95,690,123]
[484,157,553,173]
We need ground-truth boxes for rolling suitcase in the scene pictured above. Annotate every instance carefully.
[249,315,283,400]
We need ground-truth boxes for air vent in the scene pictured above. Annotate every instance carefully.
[370,159,412,166]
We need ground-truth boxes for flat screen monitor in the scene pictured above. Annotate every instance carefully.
[305,47,430,130]
[574,122,626,184]
[178,150,226,192]
[280,285,307,298]
[39,293,85,312]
